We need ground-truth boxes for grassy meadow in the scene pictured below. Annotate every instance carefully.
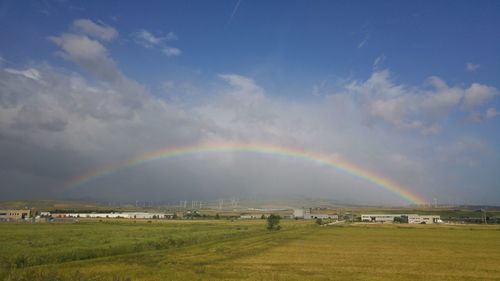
[1,220,499,281]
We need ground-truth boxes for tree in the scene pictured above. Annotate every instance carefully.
[215,213,220,219]
[315,218,323,225]
[261,214,266,219]
[266,214,281,230]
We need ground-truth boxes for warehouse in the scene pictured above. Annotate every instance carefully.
[0,209,30,221]
[401,214,442,224]
[361,214,442,224]
[50,212,171,219]
[302,208,338,220]
[361,214,406,222]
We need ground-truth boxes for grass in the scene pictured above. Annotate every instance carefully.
[1,220,499,280]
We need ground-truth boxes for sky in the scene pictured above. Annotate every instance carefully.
[0,0,499,205]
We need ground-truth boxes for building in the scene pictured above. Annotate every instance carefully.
[309,214,338,220]
[293,209,304,219]
[240,214,261,219]
[361,214,442,224]
[50,212,172,219]
[40,212,51,217]
[302,208,338,220]
[401,214,442,224]
[361,214,405,222]
[0,209,30,221]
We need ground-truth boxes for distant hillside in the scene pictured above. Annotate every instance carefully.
[0,200,138,212]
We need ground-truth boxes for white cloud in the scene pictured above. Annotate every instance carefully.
[3,68,41,81]
[344,70,499,134]
[132,29,163,48]
[132,30,177,47]
[218,74,263,95]
[2,21,500,204]
[2,64,499,204]
[462,83,498,109]
[162,47,181,57]
[464,107,499,123]
[227,0,242,25]
[466,62,480,72]
[466,111,483,123]
[435,137,493,166]
[132,29,181,57]
[486,107,499,119]
[72,19,118,42]
[357,34,369,49]
[420,77,464,116]
[50,33,121,82]
[373,54,386,69]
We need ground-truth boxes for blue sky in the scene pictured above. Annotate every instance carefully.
[0,0,499,205]
[2,1,500,89]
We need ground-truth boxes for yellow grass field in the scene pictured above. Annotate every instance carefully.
[2,220,499,280]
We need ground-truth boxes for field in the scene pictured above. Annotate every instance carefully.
[1,220,499,281]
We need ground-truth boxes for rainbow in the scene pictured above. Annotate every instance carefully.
[65,142,426,205]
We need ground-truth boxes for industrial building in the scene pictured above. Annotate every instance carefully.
[361,214,403,222]
[50,212,172,219]
[239,214,261,219]
[299,208,338,220]
[361,214,442,224]
[0,209,30,221]
[293,209,304,218]
[401,214,442,224]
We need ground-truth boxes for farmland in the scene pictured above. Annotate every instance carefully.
[1,220,499,281]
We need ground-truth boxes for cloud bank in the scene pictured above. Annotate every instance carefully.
[1,19,499,205]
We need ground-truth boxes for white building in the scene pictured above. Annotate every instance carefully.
[51,212,171,219]
[240,214,261,219]
[309,214,338,220]
[293,209,304,219]
[302,208,338,220]
[361,214,442,224]
[361,214,405,222]
[402,214,442,224]
[40,212,51,217]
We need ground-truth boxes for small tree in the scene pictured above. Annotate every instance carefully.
[315,218,323,225]
[215,213,220,219]
[266,214,281,230]
[261,214,266,219]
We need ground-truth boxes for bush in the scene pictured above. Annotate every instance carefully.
[266,214,281,230]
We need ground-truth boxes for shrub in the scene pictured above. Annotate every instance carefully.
[266,214,281,230]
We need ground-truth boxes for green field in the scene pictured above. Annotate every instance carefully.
[1,220,499,281]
